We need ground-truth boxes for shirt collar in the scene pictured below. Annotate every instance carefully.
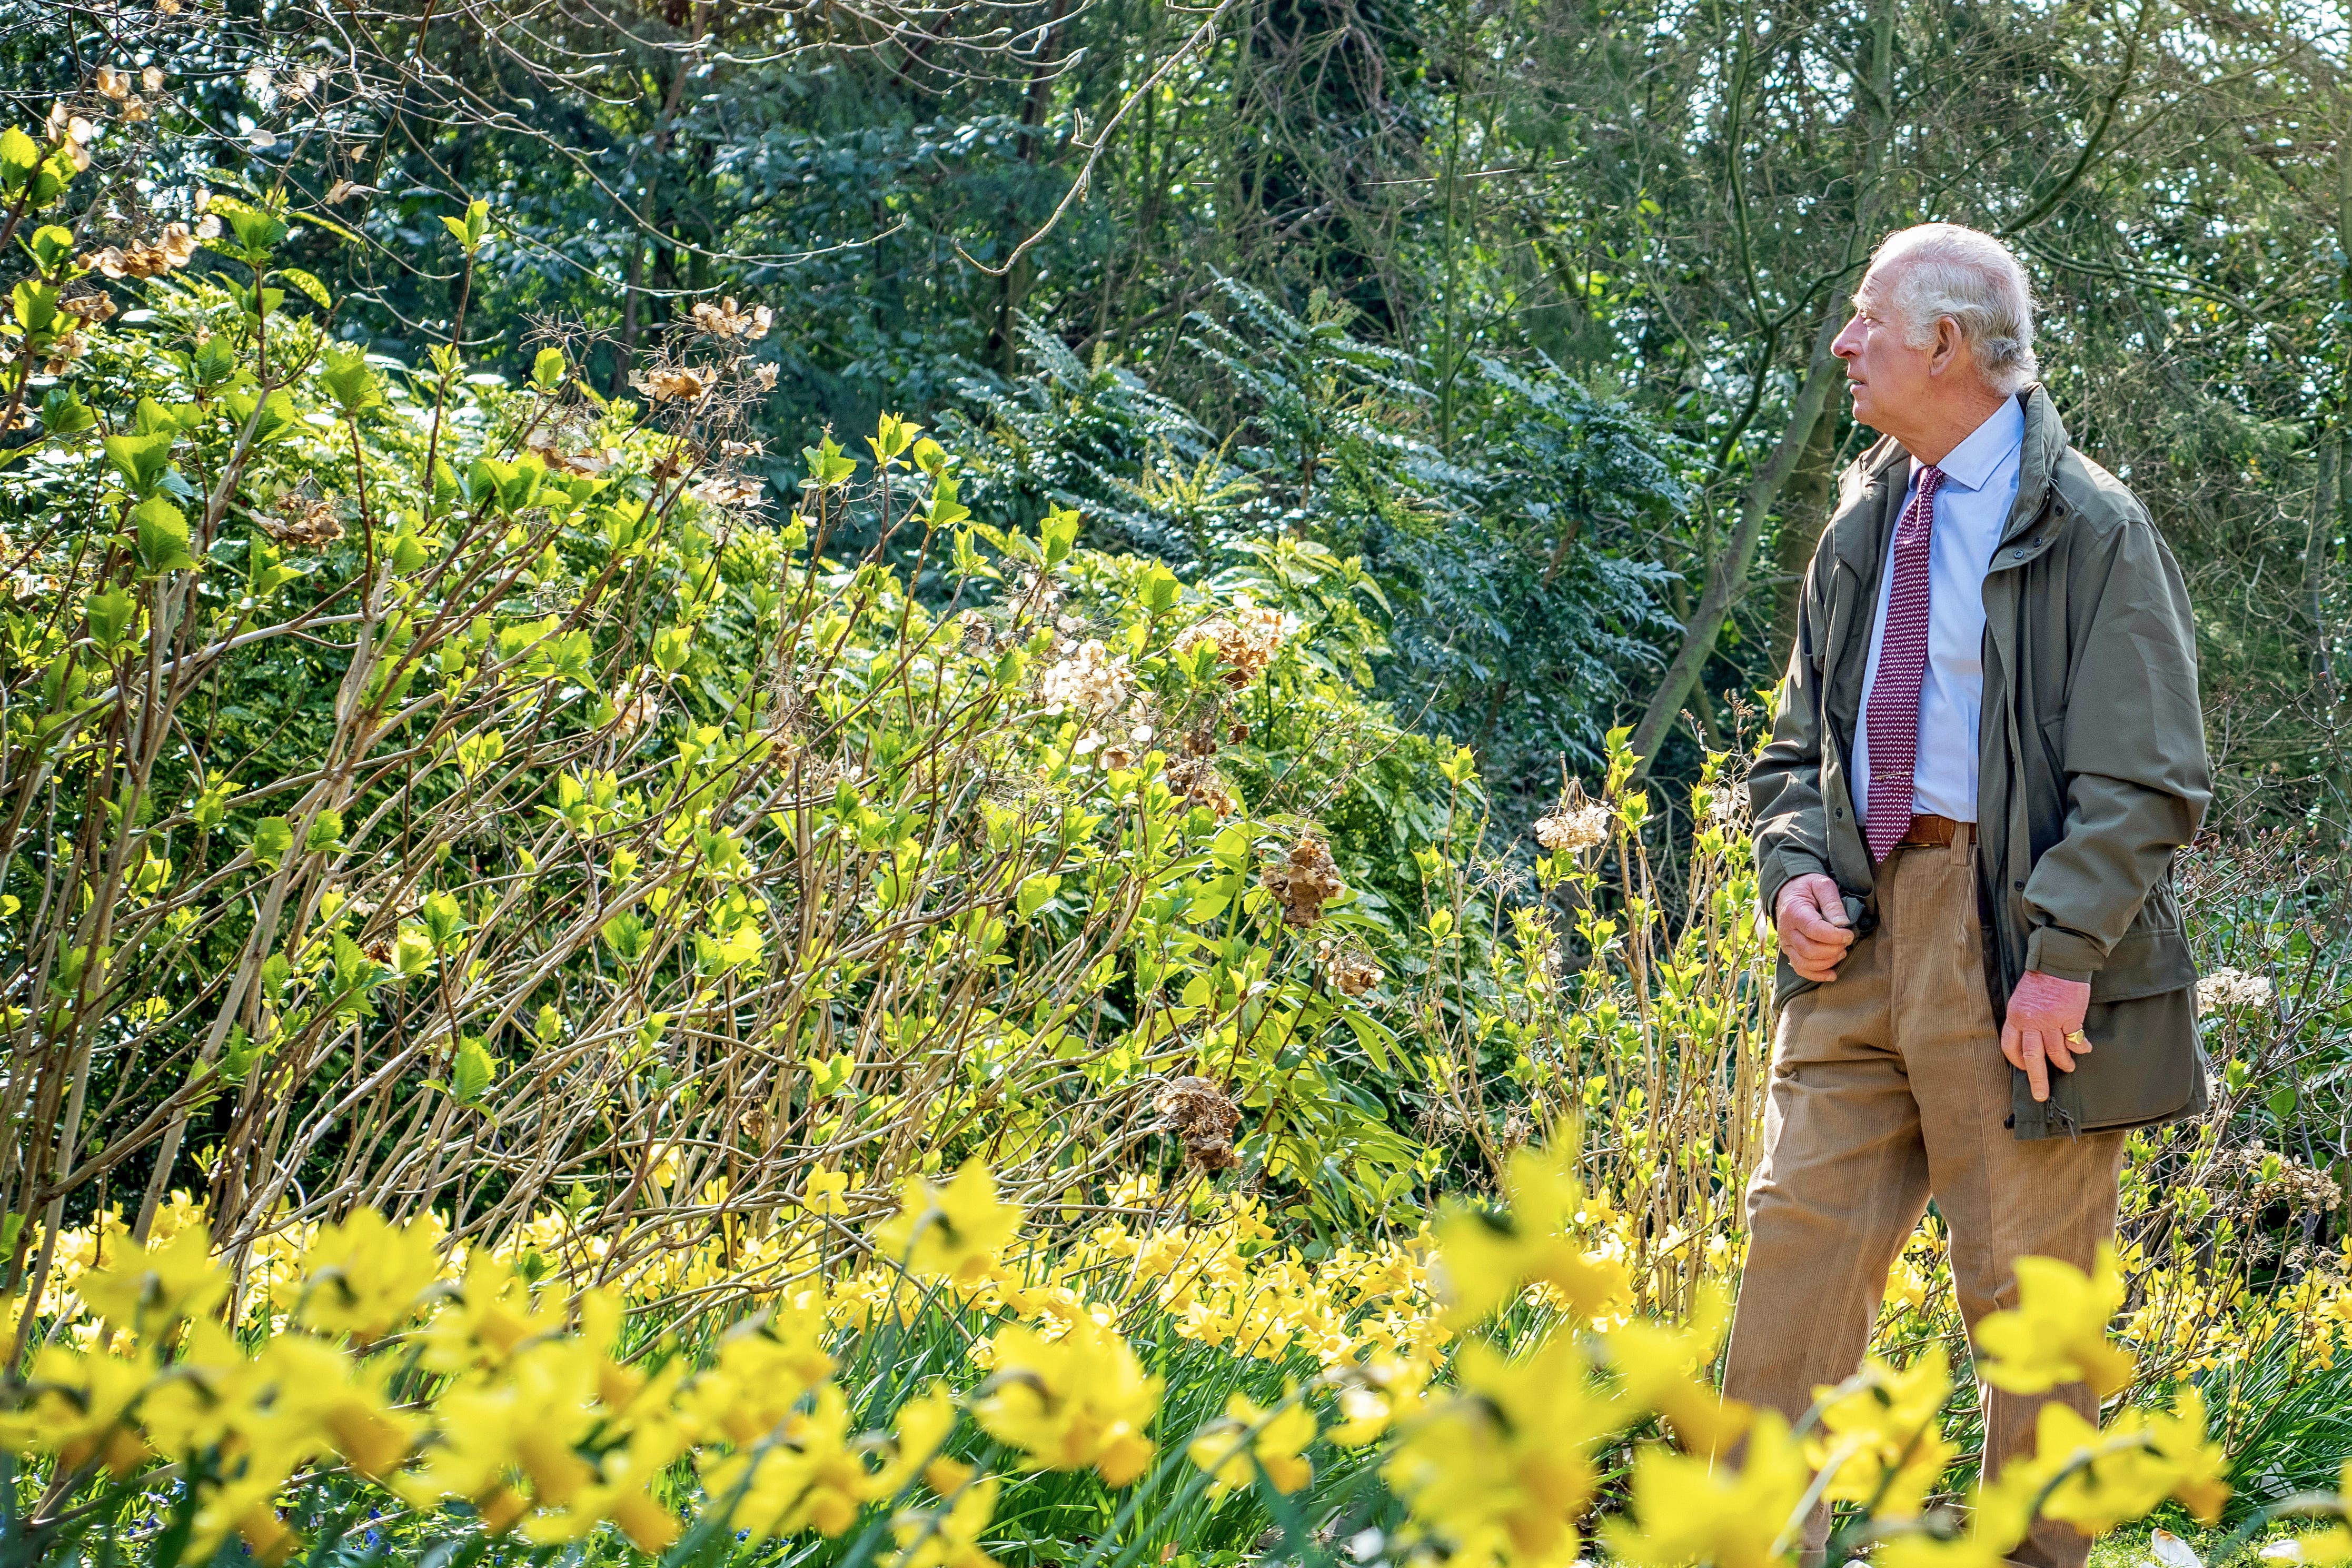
[1913,395,2025,493]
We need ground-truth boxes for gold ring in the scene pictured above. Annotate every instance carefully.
[2065,1030,2088,1044]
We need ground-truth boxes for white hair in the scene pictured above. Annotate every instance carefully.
[1863,223,2040,396]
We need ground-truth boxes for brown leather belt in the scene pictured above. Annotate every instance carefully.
[1895,813,1973,849]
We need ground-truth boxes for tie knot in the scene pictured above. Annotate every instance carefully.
[1916,463,1947,496]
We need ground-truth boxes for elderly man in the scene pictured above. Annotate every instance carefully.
[1735,223,2210,1568]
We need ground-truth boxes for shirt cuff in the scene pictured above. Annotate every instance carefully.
[2024,925,2105,985]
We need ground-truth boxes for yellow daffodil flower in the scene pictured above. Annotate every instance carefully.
[708,1383,875,1541]
[1432,1141,1630,1327]
[2020,1390,2229,1534]
[0,1342,152,1473]
[2282,1460,2352,1563]
[1974,1246,2136,1397]
[1387,1336,1615,1567]
[1188,1387,1317,1497]
[877,1380,960,1497]
[1600,1288,1751,1457]
[805,1167,852,1215]
[75,1226,226,1332]
[971,1317,1162,1485]
[890,1471,1000,1568]
[294,1208,445,1342]
[1803,1347,1956,1516]
[1601,1408,1811,1568]
[871,1162,1023,1286]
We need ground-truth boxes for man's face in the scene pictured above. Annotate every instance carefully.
[1831,267,1934,434]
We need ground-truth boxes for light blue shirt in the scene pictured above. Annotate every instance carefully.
[1852,395,2024,825]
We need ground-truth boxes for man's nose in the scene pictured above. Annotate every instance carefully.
[1832,316,1863,359]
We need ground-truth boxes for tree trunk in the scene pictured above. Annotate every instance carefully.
[989,0,1074,376]
[1627,0,1893,772]
[1768,401,1842,666]
[1628,303,1846,769]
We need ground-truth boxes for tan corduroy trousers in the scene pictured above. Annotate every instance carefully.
[1722,833,2126,1568]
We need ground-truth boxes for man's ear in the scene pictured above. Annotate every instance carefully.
[1930,315,1966,377]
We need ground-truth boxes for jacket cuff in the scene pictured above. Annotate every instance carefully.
[1757,849,1831,925]
[2024,925,2105,984]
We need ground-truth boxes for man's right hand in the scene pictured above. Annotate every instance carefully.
[1775,873,1857,983]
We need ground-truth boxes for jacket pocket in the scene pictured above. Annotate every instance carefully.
[1773,954,1821,1007]
[2035,711,2068,780]
[2088,926,2196,1003]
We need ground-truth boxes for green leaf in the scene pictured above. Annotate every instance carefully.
[1039,504,1081,569]
[454,729,506,780]
[392,927,434,977]
[421,891,466,948]
[214,197,290,262]
[1016,872,1063,920]
[246,536,294,598]
[651,625,693,673]
[279,267,332,309]
[84,584,137,649]
[601,910,650,962]
[531,346,567,389]
[1344,1010,1396,1073]
[9,280,54,335]
[26,224,73,272]
[219,1025,263,1085]
[869,410,921,464]
[188,781,234,831]
[441,199,492,256]
[449,1034,499,1102]
[800,434,856,492]
[252,816,293,869]
[318,344,383,417]
[0,127,39,193]
[221,389,301,445]
[133,496,195,574]
[39,384,94,436]
[304,808,344,854]
[924,474,970,531]
[103,432,175,497]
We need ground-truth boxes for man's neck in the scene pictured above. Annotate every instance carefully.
[1899,387,2011,467]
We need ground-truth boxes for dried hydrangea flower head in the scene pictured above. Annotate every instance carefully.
[1038,639,1131,716]
[1535,779,1610,854]
[1319,942,1383,997]
[688,474,763,509]
[689,296,773,341]
[2196,967,2274,1016]
[79,223,205,282]
[1262,832,1344,927]
[1165,756,1237,818]
[1176,598,1292,689]
[254,497,344,550]
[1154,1075,1241,1173]
[629,365,717,404]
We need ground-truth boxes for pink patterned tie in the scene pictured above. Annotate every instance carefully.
[1864,464,1947,862]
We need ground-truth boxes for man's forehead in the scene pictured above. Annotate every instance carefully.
[1853,261,1902,309]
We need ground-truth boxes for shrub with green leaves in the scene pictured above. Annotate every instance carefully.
[0,145,1545,1305]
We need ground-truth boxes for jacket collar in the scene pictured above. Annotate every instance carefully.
[1999,383,2069,551]
[1824,383,2072,573]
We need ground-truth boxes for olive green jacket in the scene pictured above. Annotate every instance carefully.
[1749,386,2212,1140]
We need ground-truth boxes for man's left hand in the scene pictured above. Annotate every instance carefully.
[2002,970,2092,1103]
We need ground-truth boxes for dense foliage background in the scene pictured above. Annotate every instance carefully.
[2,2,2351,1565]
[5,0,2342,826]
